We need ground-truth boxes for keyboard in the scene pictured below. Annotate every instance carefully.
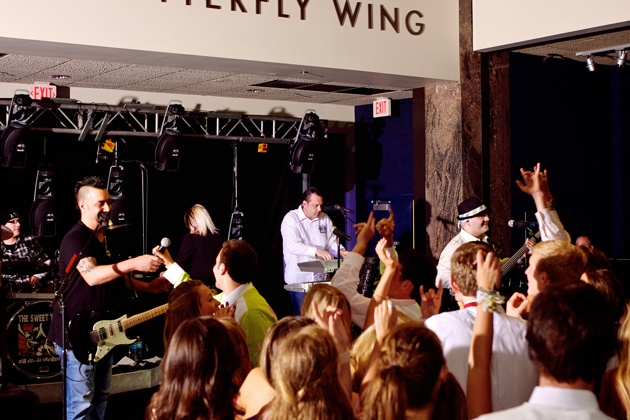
[297,259,341,273]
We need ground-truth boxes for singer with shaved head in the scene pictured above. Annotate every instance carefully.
[49,175,168,420]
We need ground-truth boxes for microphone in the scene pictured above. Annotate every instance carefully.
[156,237,171,253]
[322,204,355,214]
[508,220,538,229]
[332,227,351,241]
[97,211,110,227]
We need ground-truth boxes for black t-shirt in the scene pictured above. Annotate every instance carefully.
[48,221,126,346]
[176,233,222,286]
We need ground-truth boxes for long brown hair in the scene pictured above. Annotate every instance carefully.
[147,317,240,420]
[360,322,447,420]
[216,317,251,388]
[163,280,204,353]
[265,324,355,420]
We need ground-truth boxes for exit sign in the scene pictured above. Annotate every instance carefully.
[373,97,392,118]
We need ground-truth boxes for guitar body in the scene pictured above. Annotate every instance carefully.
[90,315,135,363]
[67,310,113,365]
[68,303,168,365]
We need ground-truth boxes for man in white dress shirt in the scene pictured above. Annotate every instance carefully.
[425,241,537,411]
[281,187,348,314]
[477,281,617,420]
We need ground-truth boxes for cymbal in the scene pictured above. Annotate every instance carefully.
[1,226,12,241]
[2,260,49,275]
[105,223,133,230]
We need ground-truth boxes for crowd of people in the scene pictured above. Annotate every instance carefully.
[6,162,625,419]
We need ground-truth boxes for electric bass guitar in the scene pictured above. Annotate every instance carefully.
[501,231,541,278]
[68,303,168,365]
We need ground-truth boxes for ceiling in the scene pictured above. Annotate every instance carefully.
[0,27,628,107]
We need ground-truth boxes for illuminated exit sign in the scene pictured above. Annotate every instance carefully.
[373,97,392,118]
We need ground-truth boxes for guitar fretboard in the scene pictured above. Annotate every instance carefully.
[501,231,541,277]
[121,304,169,330]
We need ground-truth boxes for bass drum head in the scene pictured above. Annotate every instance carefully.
[6,300,60,382]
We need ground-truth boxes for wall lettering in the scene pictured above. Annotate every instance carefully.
[159,0,425,34]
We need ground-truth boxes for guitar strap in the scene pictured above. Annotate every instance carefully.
[484,236,505,258]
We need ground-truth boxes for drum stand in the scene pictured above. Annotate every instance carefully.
[0,260,40,419]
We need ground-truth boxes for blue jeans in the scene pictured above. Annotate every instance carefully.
[290,291,306,315]
[54,343,113,420]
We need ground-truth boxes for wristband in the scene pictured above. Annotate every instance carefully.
[476,289,505,313]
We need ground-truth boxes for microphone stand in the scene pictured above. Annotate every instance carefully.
[335,208,354,269]
[52,219,105,420]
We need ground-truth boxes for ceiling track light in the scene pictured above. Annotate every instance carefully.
[586,55,596,72]
[617,50,627,67]
[577,43,630,72]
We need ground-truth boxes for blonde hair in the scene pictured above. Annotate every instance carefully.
[267,324,355,420]
[532,240,586,285]
[184,204,218,236]
[615,302,630,417]
[301,284,352,338]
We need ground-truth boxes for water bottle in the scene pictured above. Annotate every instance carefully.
[128,341,138,362]
[134,337,143,362]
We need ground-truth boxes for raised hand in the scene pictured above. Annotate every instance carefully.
[374,300,397,344]
[420,283,443,319]
[375,237,397,269]
[311,302,350,351]
[475,250,500,291]
[376,208,395,247]
[506,292,529,317]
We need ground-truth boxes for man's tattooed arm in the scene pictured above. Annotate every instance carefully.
[78,257,97,275]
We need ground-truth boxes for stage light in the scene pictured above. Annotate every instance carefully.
[154,128,181,172]
[30,164,57,238]
[13,94,33,107]
[617,50,627,67]
[0,121,28,168]
[289,110,325,174]
[154,100,184,172]
[107,164,128,224]
[586,55,596,72]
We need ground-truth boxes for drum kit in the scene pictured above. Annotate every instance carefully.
[1,225,59,383]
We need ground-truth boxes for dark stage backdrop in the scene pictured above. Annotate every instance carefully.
[0,129,347,320]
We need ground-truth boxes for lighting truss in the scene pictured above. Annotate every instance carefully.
[0,99,307,144]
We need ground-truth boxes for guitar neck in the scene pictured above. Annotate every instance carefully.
[120,303,169,330]
[501,231,541,277]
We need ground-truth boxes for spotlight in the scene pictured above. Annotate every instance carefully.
[0,121,28,168]
[13,94,33,107]
[617,50,627,67]
[108,165,128,224]
[289,110,326,174]
[30,164,57,238]
[167,103,185,116]
[586,55,596,72]
[154,128,181,172]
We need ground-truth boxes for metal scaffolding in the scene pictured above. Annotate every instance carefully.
[0,99,304,144]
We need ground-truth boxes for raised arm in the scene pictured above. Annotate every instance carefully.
[77,253,162,286]
[364,238,398,329]
[467,250,501,419]
[516,162,570,242]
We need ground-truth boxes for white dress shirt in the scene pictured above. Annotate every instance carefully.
[331,252,422,329]
[476,386,613,419]
[280,206,343,285]
[424,304,537,411]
